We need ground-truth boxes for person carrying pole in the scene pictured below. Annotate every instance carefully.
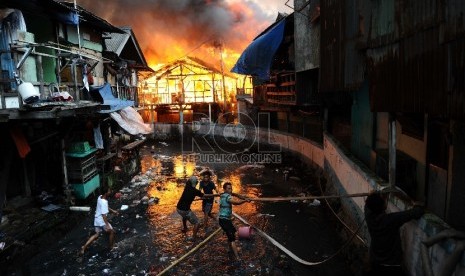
[218,182,250,261]
[364,191,424,276]
[199,170,219,230]
[176,176,204,240]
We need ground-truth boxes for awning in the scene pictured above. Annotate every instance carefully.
[110,106,152,135]
[89,83,134,113]
[231,19,286,80]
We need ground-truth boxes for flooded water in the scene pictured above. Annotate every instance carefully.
[24,138,353,276]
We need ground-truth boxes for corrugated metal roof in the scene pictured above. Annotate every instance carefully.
[367,0,465,119]
[320,0,369,92]
[319,0,465,119]
[320,0,345,92]
[104,27,151,71]
[105,28,130,55]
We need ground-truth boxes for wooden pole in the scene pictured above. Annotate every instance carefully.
[196,190,392,202]
[246,192,376,202]
[36,55,45,99]
[156,227,222,276]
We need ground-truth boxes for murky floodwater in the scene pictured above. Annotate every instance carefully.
[24,139,353,276]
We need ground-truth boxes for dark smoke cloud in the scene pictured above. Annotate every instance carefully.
[75,0,273,68]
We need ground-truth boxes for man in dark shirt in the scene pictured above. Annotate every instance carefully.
[176,176,204,240]
[199,170,218,229]
[364,192,424,276]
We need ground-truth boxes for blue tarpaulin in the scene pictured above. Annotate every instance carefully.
[89,83,134,113]
[54,11,79,25]
[231,19,286,80]
[0,10,27,90]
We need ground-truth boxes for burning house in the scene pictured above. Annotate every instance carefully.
[140,56,238,124]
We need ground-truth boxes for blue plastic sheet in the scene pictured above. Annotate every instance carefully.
[231,19,286,80]
[90,83,134,113]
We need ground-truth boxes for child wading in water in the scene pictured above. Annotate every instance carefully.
[80,187,119,255]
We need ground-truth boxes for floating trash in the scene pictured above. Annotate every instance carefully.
[120,205,129,211]
[120,187,132,193]
[257,213,275,217]
[308,199,321,207]
[69,206,90,212]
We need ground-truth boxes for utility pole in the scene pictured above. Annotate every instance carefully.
[219,41,227,113]
[73,0,81,101]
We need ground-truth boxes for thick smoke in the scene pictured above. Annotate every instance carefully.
[76,0,273,68]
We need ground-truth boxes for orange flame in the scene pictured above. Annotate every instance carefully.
[78,0,273,72]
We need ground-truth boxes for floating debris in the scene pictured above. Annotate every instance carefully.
[308,199,321,207]
[69,206,90,212]
[120,187,132,193]
[257,213,275,217]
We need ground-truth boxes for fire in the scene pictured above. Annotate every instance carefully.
[77,0,272,71]
[140,56,238,107]
[76,0,267,112]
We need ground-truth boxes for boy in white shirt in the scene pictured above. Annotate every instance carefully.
[80,187,118,255]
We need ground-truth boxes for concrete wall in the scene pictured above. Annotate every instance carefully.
[152,122,465,276]
[294,0,320,71]
[325,134,383,214]
[192,123,324,168]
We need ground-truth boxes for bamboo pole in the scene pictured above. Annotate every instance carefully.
[246,192,375,202]
[156,227,222,276]
[197,190,391,202]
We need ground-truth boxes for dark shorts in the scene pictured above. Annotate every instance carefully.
[219,218,236,242]
[202,201,213,214]
[94,224,112,234]
[177,208,199,225]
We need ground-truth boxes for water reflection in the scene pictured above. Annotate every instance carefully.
[24,141,353,276]
[140,143,351,276]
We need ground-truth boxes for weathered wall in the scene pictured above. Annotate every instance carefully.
[396,119,427,200]
[397,124,427,163]
[351,81,373,166]
[294,0,320,71]
[195,123,325,168]
[327,132,380,199]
